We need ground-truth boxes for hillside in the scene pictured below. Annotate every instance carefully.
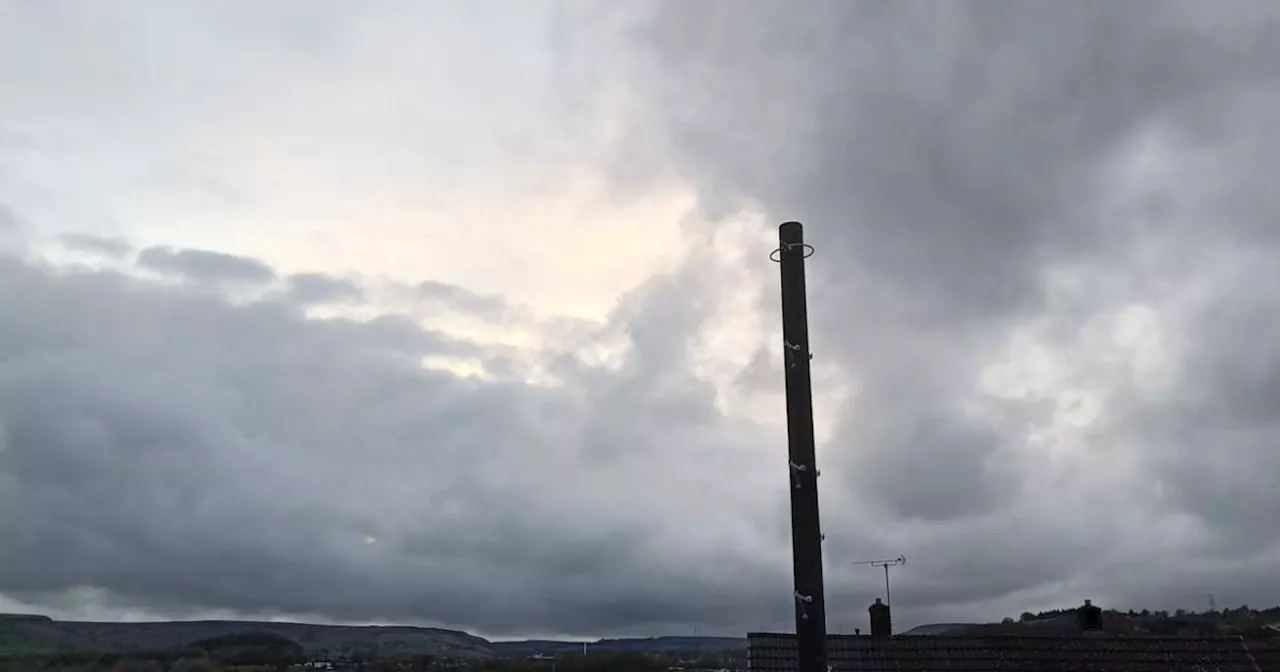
[955,605,1280,637]
[0,615,746,659]
[0,615,98,652]
[898,623,979,636]
[489,636,746,657]
[0,614,490,659]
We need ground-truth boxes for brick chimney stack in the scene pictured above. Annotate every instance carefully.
[869,598,892,637]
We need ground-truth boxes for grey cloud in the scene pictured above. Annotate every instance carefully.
[59,232,133,257]
[571,0,1280,623]
[415,280,517,322]
[0,249,792,636]
[0,205,18,232]
[1101,256,1280,555]
[286,272,365,304]
[576,256,724,462]
[625,0,1280,321]
[137,245,276,284]
[9,0,1280,639]
[846,405,1018,522]
[730,347,775,395]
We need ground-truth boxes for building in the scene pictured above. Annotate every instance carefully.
[747,601,1280,671]
[747,632,1280,671]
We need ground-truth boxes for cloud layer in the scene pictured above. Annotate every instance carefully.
[4,0,1280,639]
[565,0,1280,624]
[0,241,792,637]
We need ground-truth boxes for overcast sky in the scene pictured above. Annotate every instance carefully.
[4,0,1280,641]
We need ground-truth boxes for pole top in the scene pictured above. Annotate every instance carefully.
[771,222,814,262]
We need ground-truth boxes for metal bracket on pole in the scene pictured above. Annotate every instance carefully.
[795,591,814,620]
[784,340,813,369]
[770,242,815,263]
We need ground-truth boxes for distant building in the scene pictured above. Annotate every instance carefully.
[747,601,1280,671]
[745,632,1280,672]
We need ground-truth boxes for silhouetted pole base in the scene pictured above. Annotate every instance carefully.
[773,221,827,672]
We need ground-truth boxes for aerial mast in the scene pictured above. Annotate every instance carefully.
[852,556,906,617]
[771,222,827,672]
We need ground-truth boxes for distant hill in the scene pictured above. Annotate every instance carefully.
[11,605,1280,659]
[490,636,745,658]
[0,614,93,652]
[953,605,1280,638]
[0,615,746,659]
[899,623,976,636]
[0,615,489,658]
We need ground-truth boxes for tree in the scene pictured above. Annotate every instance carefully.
[188,631,305,669]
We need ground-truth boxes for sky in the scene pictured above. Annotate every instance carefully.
[3,0,1280,641]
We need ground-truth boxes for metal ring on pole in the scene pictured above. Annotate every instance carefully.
[769,243,815,263]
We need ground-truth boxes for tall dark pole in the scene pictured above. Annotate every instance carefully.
[774,221,827,672]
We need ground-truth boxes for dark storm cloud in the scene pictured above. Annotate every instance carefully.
[137,245,277,284]
[571,0,1280,623]
[0,246,791,636]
